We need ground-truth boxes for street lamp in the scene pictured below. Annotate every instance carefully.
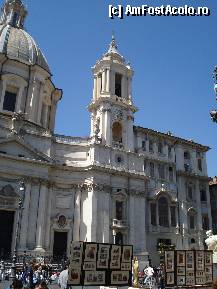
[10,180,25,281]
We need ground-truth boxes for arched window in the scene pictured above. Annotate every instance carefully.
[158,197,169,227]
[3,86,18,112]
[112,122,122,143]
[115,73,122,97]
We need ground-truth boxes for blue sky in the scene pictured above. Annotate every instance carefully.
[9,0,217,176]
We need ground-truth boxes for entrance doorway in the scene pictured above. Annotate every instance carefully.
[0,210,14,259]
[53,231,68,261]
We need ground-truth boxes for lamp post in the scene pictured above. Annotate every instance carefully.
[10,181,25,281]
[211,66,217,122]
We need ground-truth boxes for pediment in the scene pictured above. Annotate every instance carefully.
[0,137,52,163]
[0,185,18,198]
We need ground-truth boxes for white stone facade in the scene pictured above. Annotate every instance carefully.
[0,0,212,267]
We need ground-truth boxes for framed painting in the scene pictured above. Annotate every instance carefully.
[84,243,97,262]
[122,246,133,263]
[166,273,174,285]
[177,251,185,266]
[165,251,174,272]
[110,245,121,269]
[97,244,110,269]
[70,241,83,268]
[68,268,81,285]
[84,271,105,285]
[177,276,185,286]
[186,251,194,271]
[177,266,185,276]
[111,271,130,285]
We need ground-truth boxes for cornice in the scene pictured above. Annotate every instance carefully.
[176,170,210,181]
[134,126,210,152]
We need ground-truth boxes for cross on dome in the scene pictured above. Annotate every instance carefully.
[108,33,120,55]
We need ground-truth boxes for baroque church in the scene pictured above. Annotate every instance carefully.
[0,0,212,266]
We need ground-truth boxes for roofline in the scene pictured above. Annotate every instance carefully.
[134,126,210,151]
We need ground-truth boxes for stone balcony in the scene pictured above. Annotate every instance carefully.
[111,219,128,229]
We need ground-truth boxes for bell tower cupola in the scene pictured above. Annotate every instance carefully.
[0,0,27,29]
[89,36,137,151]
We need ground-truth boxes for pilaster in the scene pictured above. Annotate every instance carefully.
[18,182,31,250]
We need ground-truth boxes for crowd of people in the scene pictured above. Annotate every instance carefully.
[0,259,69,289]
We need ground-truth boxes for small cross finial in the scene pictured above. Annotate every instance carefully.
[108,32,119,54]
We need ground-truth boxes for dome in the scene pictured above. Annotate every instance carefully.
[0,0,50,73]
[0,24,50,72]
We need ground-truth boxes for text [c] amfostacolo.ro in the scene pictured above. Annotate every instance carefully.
[108,4,211,19]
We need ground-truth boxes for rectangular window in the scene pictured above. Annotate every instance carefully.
[168,146,172,158]
[3,91,17,112]
[189,215,195,229]
[158,142,163,154]
[143,160,147,172]
[149,140,154,152]
[202,215,209,230]
[188,186,193,200]
[171,206,176,227]
[150,203,156,226]
[158,164,165,179]
[198,159,202,171]
[142,141,146,151]
[200,188,207,202]
[150,162,155,178]
[169,167,173,182]
[116,201,123,220]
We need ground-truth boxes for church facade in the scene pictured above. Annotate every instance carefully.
[0,0,212,266]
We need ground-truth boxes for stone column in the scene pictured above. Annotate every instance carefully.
[93,75,97,100]
[45,186,52,251]
[43,105,48,128]
[102,191,110,243]
[126,115,134,151]
[206,182,213,230]
[15,86,24,112]
[121,76,126,98]
[97,75,101,97]
[128,76,132,99]
[129,195,135,245]
[196,180,203,230]
[102,70,106,92]
[37,82,45,124]
[18,182,32,250]
[35,183,47,252]
[73,188,81,241]
[30,79,40,122]
[111,71,115,95]
[181,201,189,249]
[0,80,6,110]
[106,68,110,93]
[104,108,111,146]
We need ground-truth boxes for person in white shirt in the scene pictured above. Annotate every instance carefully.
[58,265,68,289]
[144,266,154,285]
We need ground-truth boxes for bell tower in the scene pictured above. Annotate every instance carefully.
[88,36,137,151]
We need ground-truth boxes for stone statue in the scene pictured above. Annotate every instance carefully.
[11,111,26,135]
[94,117,100,137]
[205,230,217,252]
[133,256,139,287]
